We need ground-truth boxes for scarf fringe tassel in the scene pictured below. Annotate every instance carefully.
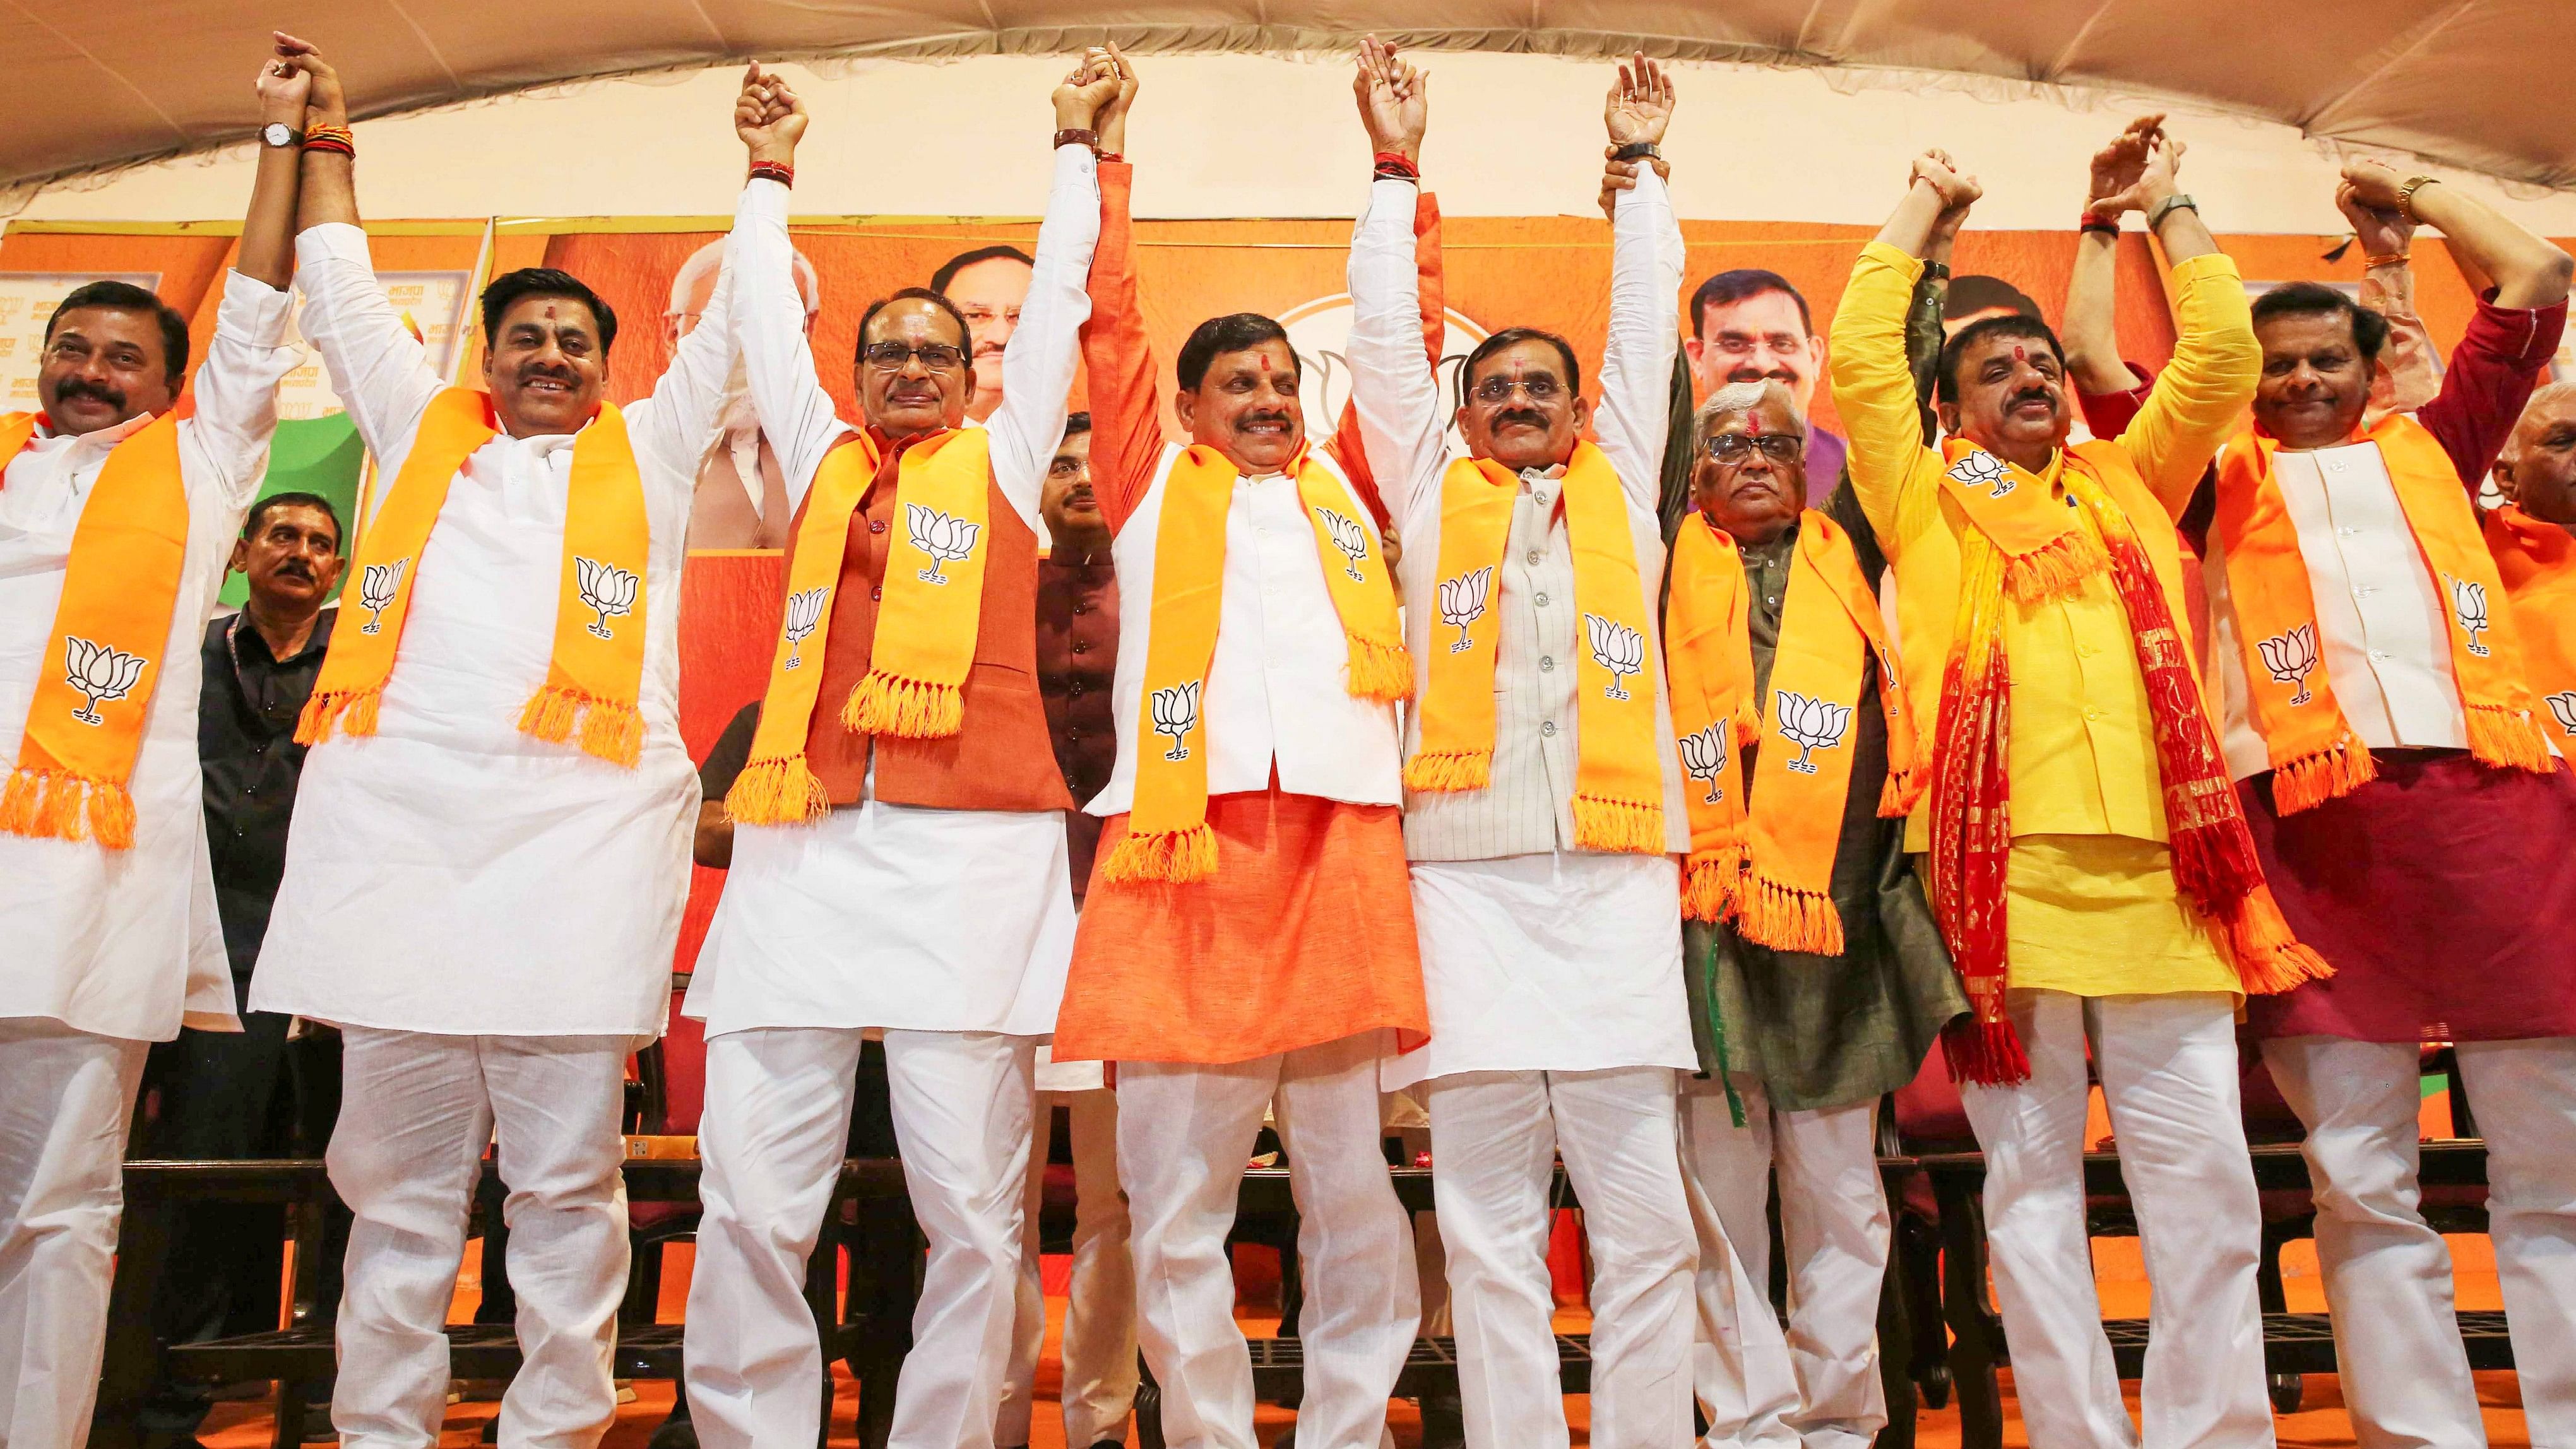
[723,755,833,827]
[0,766,136,849]
[2467,702,2557,776]
[2223,885,2337,996]
[1403,750,1493,793]
[2270,733,2378,814]
[842,670,965,740]
[1940,1015,2031,1087]
[518,684,644,768]
[1680,848,1742,924]
[1572,795,1666,855]
[1345,636,1415,704]
[295,686,383,747]
[1736,873,1847,957]
[1100,824,1220,885]
[2000,531,2108,606]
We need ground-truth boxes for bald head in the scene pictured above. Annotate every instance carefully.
[2501,381,2576,525]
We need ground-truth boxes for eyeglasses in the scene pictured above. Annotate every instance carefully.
[1469,374,1566,406]
[1704,432,1803,464]
[861,341,966,373]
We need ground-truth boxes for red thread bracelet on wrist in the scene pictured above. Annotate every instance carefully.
[749,161,795,187]
[1372,151,1420,180]
[303,135,354,160]
[2079,211,2118,234]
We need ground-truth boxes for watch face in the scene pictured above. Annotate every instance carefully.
[263,122,295,147]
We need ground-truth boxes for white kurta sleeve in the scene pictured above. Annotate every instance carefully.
[292,223,446,515]
[1589,167,1685,515]
[1343,176,1450,533]
[982,144,1101,531]
[626,236,738,511]
[179,271,300,515]
[734,178,852,510]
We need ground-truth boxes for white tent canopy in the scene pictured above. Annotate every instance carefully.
[9,2,2572,201]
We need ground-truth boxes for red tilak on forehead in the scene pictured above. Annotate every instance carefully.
[2013,344,2028,362]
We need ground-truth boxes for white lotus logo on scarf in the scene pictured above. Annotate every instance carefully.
[1774,689,1851,775]
[1151,680,1202,762]
[357,557,408,635]
[2548,691,2576,738]
[1584,613,1646,701]
[781,587,829,669]
[1678,719,1729,803]
[62,636,145,726]
[906,504,980,584]
[1946,450,2014,499]
[2255,623,2321,706]
[2446,575,2492,657]
[1439,566,1493,653]
[1315,507,1372,583]
[574,557,639,640]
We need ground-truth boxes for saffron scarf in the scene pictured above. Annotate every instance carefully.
[1406,444,1665,854]
[1663,510,1922,950]
[725,427,995,825]
[1103,444,1410,884]
[2488,504,2576,740]
[299,388,650,767]
[2215,416,2554,812]
[0,410,187,849]
[1928,437,2329,1085]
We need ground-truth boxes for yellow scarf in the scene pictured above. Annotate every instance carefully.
[0,410,187,849]
[725,427,995,825]
[2488,504,2576,740]
[1406,444,1665,853]
[1103,444,1410,884]
[1663,511,1921,950]
[2215,415,2555,812]
[299,388,651,766]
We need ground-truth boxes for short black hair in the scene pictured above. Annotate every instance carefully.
[1459,328,1583,412]
[856,287,974,365]
[2250,281,2390,366]
[1690,269,1812,340]
[45,281,190,384]
[242,490,343,551]
[930,244,1035,298]
[1176,313,1297,393]
[1060,410,1093,441]
[480,268,618,356]
[1944,275,2045,324]
[1936,315,2067,404]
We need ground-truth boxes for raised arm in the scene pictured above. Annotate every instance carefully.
[1590,53,1684,514]
[2354,161,2575,311]
[181,42,311,510]
[1078,52,1167,538]
[1341,37,1447,533]
[729,65,860,508]
[1829,153,1981,555]
[2061,120,2161,398]
[2347,190,2440,419]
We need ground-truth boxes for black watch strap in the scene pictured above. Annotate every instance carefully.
[1611,141,1661,163]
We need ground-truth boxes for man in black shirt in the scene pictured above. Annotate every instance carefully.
[141,490,344,1445]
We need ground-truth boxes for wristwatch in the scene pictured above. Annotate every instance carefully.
[2145,192,2198,229]
[260,122,306,149]
[1611,141,1661,163]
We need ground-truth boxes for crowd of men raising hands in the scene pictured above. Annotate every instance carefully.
[3,27,2573,1449]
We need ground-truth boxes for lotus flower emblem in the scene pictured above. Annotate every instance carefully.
[2447,575,2492,658]
[357,557,408,635]
[1774,689,1851,775]
[1439,566,1493,653]
[2548,691,2576,738]
[1945,449,2014,499]
[62,636,146,726]
[906,504,980,585]
[574,557,640,641]
[1151,679,1202,762]
[2255,623,2321,706]
[1678,719,1730,803]
[1584,613,1646,701]
[1315,506,1371,583]
[780,586,829,669]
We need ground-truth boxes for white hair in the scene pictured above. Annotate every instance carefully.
[667,236,820,317]
[1692,378,1807,452]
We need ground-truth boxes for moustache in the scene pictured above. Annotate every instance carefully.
[1235,410,1296,430]
[516,363,580,391]
[2009,387,2058,412]
[273,562,314,582]
[1726,366,1795,385]
[54,377,125,411]
[1493,408,1550,432]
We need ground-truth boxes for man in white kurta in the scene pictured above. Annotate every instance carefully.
[677,68,1103,1449]
[249,60,733,1448]
[0,56,307,1447]
[1341,49,1701,1449]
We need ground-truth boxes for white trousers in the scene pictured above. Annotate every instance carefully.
[2265,1034,2576,1448]
[1425,1068,1695,1449]
[1118,1032,1419,1449]
[0,1019,146,1449]
[1957,991,2272,1449]
[686,1027,1036,1449]
[329,1029,634,1449]
[999,1087,1138,1449]
[1679,1078,1886,1449]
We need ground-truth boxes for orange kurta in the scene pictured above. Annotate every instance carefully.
[1049,158,1431,1065]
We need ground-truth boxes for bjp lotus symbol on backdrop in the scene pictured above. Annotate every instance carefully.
[574,557,639,640]
[1315,507,1372,582]
[357,557,408,634]
[62,636,145,726]
[2256,623,2321,706]
[906,504,980,584]
[1774,690,1851,775]
[1678,719,1730,803]
[780,587,829,669]
[1439,566,1493,653]
[1584,613,1645,701]
[2447,575,2493,657]
[1151,679,1202,762]
[2548,691,2576,738]
[1946,449,2014,499]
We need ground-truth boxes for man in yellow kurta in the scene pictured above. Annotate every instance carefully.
[1830,136,2318,1446]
